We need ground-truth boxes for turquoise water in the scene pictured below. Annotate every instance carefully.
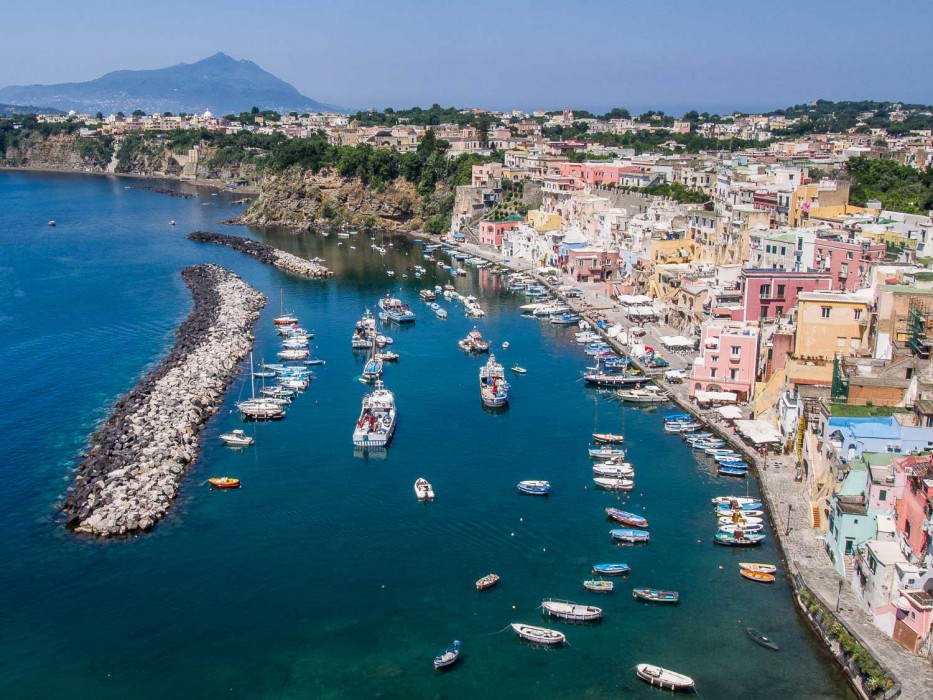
[0,171,851,699]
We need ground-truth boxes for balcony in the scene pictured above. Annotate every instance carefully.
[729,355,742,363]
[759,294,786,302]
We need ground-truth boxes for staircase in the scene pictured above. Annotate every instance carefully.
[810,501,823,529]
[843,554,855,580]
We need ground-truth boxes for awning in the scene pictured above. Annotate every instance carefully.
[716,405,744,420]
[733,419,783,444]
[695,390,738,403]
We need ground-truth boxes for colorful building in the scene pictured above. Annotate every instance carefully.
[794,290,872,359]
[478,215,523,250]
[734,269,833,323]
[566,248,619,282]
[689,322,759,401]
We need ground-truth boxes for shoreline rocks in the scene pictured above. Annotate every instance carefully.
[61,264,266,537]
[188,230,333,278]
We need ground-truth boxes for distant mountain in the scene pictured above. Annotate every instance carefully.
[0,53,338,116]
[0,103,64,116]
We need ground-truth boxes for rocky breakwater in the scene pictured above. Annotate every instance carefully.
[188,230,334,278]
[61,264,266,537]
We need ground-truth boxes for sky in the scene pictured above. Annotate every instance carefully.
[2,0,931,115]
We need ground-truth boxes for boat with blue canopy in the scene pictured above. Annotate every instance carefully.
[592,563,630,576]
[610,528,650,543]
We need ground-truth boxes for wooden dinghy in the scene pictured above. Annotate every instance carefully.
[633,588,680,604]
[738,562,776,574]
[208,477,240,489]
[740,568,776,583]
[605,507,648,528]
[593,477,634,491]
[592,432,624,444]
[475,573,500,591]
[433,640,462,669]
[541,599,603,623]
[583,579,614,593]
[592,563,630,576]
[714,531,765,546]
[510,623,566,646]
[636,664,695,692]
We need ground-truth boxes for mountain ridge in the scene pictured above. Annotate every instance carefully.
[0,53,338,115]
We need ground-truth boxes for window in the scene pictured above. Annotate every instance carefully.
[730,368,739,380]
[879,490,887,502]
[821,306,831,318]
[760,285,771,298]
[780,246,786,255]
[731,345,740,356]
[761,307,768,319]
[854,309,862,321]
[905,521,912,538]
[847,252,853,259]
[837,337,846,348]
[776,306,784,316]
[777,284,785,297]
[710,368,718,378]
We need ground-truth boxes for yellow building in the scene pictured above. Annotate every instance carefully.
[526,209,563,232]
[794,290,872,359]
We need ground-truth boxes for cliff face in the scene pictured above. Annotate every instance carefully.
[238,167,430,231]
[4,132,110,172]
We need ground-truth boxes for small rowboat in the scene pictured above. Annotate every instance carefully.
[510,623,566,646]
[633,588,680,605]
[583,579,614,593]
[511,364,527,374]
[592,563,630,576]
[718,465,749,477]
[610,528,650,543]
[747,628,780,651]
[433,640,461,669]
[593,464,635,478]
[476,573,500,590]
[541,599,603,622]
[719,522,763,534]
[594,477,634,491]
[718,515,763,526]
[711,496,759,507]
[714,532,766,546]
[636,664,695,692]
[606,508,648,528]
[740,568,776,583]
[714,501,763,512]
[716,508,764,519]
[593,432,624,444]
[517,480,550,496]
[739,562,776,574]
[208,477,240,489]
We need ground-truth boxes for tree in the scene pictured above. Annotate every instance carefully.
[163,112,173,117]
[251,106,260,115]
[132,110,145,117]
[682,110,700,122]
[95,111,104,120]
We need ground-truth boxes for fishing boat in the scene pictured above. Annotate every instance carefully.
[511,364,527,374]
[632,588,680,605]
[616,386,668,403]
[479,355,509,408]
[589,445,626,459]
[278,348,309,361]
[718,464,749,477]
[541,599,603,623]
[711,496,760,507]
[594,477,633,491]
[583,579,614,593]
[376,351,399,362]
[351,310,377,349]
[606,508,648,528]
[414,478,435,502]
[517,480,550,496]
[664,420,702,433]
[433,640,461,670]
[635,664,695,692]
[747,628,780,651]
[739,562,776,573]
[610,528,650,543]
[714,531,766,546]
[592,563,630,576]
[719,522,764,534]
[208,477,240,489]
[549,312,581,325]
[476,573,500,591]
[352,380,397,449]
[510,623,566,646]
[740,568,776,583]
[378,294,416,323]
[419,289,436,301]
[458,327,490,353]
[219,429,254,447]
[592,433,624,444]
[717,509,765,520]
[593,464,634,478]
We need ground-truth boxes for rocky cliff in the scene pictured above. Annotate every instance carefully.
[3,132,112,172]
[237,167,435,231]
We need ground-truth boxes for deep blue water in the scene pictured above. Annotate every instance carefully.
[0,171,851,699]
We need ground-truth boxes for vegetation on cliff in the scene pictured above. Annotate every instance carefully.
[847,156,933,215]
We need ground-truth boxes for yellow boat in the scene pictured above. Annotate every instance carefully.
[740,568,776,584]
[208,477,240,489]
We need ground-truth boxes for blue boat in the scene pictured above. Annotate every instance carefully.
[714,531,766,546]
[378,294,416,323]
[633,588,680,605]
[517,480,550,496]
[433,640,461,670]
[592,563,630,576]
[719,460,749,468]
[362,357,383,382]
[610,528,650,543]
[718,465,749,477]
[665,413,692,422]
[715,501,763,512]
[549,313,581,326]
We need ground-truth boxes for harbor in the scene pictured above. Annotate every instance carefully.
[0,171,848,698]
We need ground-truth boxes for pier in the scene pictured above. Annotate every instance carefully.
[188,231,334,278]
[61,264,266,537]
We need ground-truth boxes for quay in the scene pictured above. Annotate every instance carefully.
[426,231,933,699]
[188,231,334,278]
[62,265,266,537]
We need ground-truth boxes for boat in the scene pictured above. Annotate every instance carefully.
[273,290,299,326]
[433,640,461,670]
[304,358,326,366]
[352,379,397,449]
[665,413,692,422]
[716,509,764,519]
[375,351,399,362]
[511,364,527,375]
[718,522,764,534]
[476,573,500,591]
[278,348,310,361]
[718,515,763,526]
[541,599,603,623]
[592,433,624,444]
[591,563,630,576]
[458,327,490,353]
[588,446,625,459]
[632,588,680,604]
[501,341,509,349]
[610,528,650,543]
[593,463,634,478]
[664,420,702,433]
[740,568,776,583]
[208,477,240,489]
[414,478,435,502]
[747,628,780,651]
[714,500,763,512]
[711,496,760,507]
[714,531,766,546]
[434,307,448,319]
[635,664,695,692]
[594,477,633,491]
[718,464,749,477]
[420,289,436,302]
[616,386,668,403]
[510,623,566,646]
[517,480,550,496]
[362,355,383,383]
[48,220,56,227]
[605,508,647,527]
[583,370,648,388]
[739,562,776,573]
[237,353,286,420]
[219,429,254,447]
[479,355,509,408]
[549,312,581,325]
[378,294,416,323]
[583,579,614,592]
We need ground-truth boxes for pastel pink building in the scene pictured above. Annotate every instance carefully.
[558,162,624,188]
[478,217,522,250]
[813,237,886,292]
[566,248,619,282]
[689,322,759,401]
[733,269,832,322]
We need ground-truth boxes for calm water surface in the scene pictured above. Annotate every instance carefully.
[0,171,851,698]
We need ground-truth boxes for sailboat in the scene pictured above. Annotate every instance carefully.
[237,352,285,420]
[274,290,299,326]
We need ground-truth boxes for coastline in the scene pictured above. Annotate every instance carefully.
[0,164,260,195]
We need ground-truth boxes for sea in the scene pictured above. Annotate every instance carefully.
[0,171,852,699]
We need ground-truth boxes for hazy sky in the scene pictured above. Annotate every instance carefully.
[2,0,931,114]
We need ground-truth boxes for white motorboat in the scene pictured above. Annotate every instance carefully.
[278,348,309,361]
[510,623,566,646]
[219,429,254,447]
[237,352,285,420]
[592,463,634,478]
[414,478,435,501]
[593,477,634,491]
[616,386,668,403]
[541,599,602,623]
[352,380,397,448]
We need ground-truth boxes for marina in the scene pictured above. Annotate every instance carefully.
[0,172,849,699]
